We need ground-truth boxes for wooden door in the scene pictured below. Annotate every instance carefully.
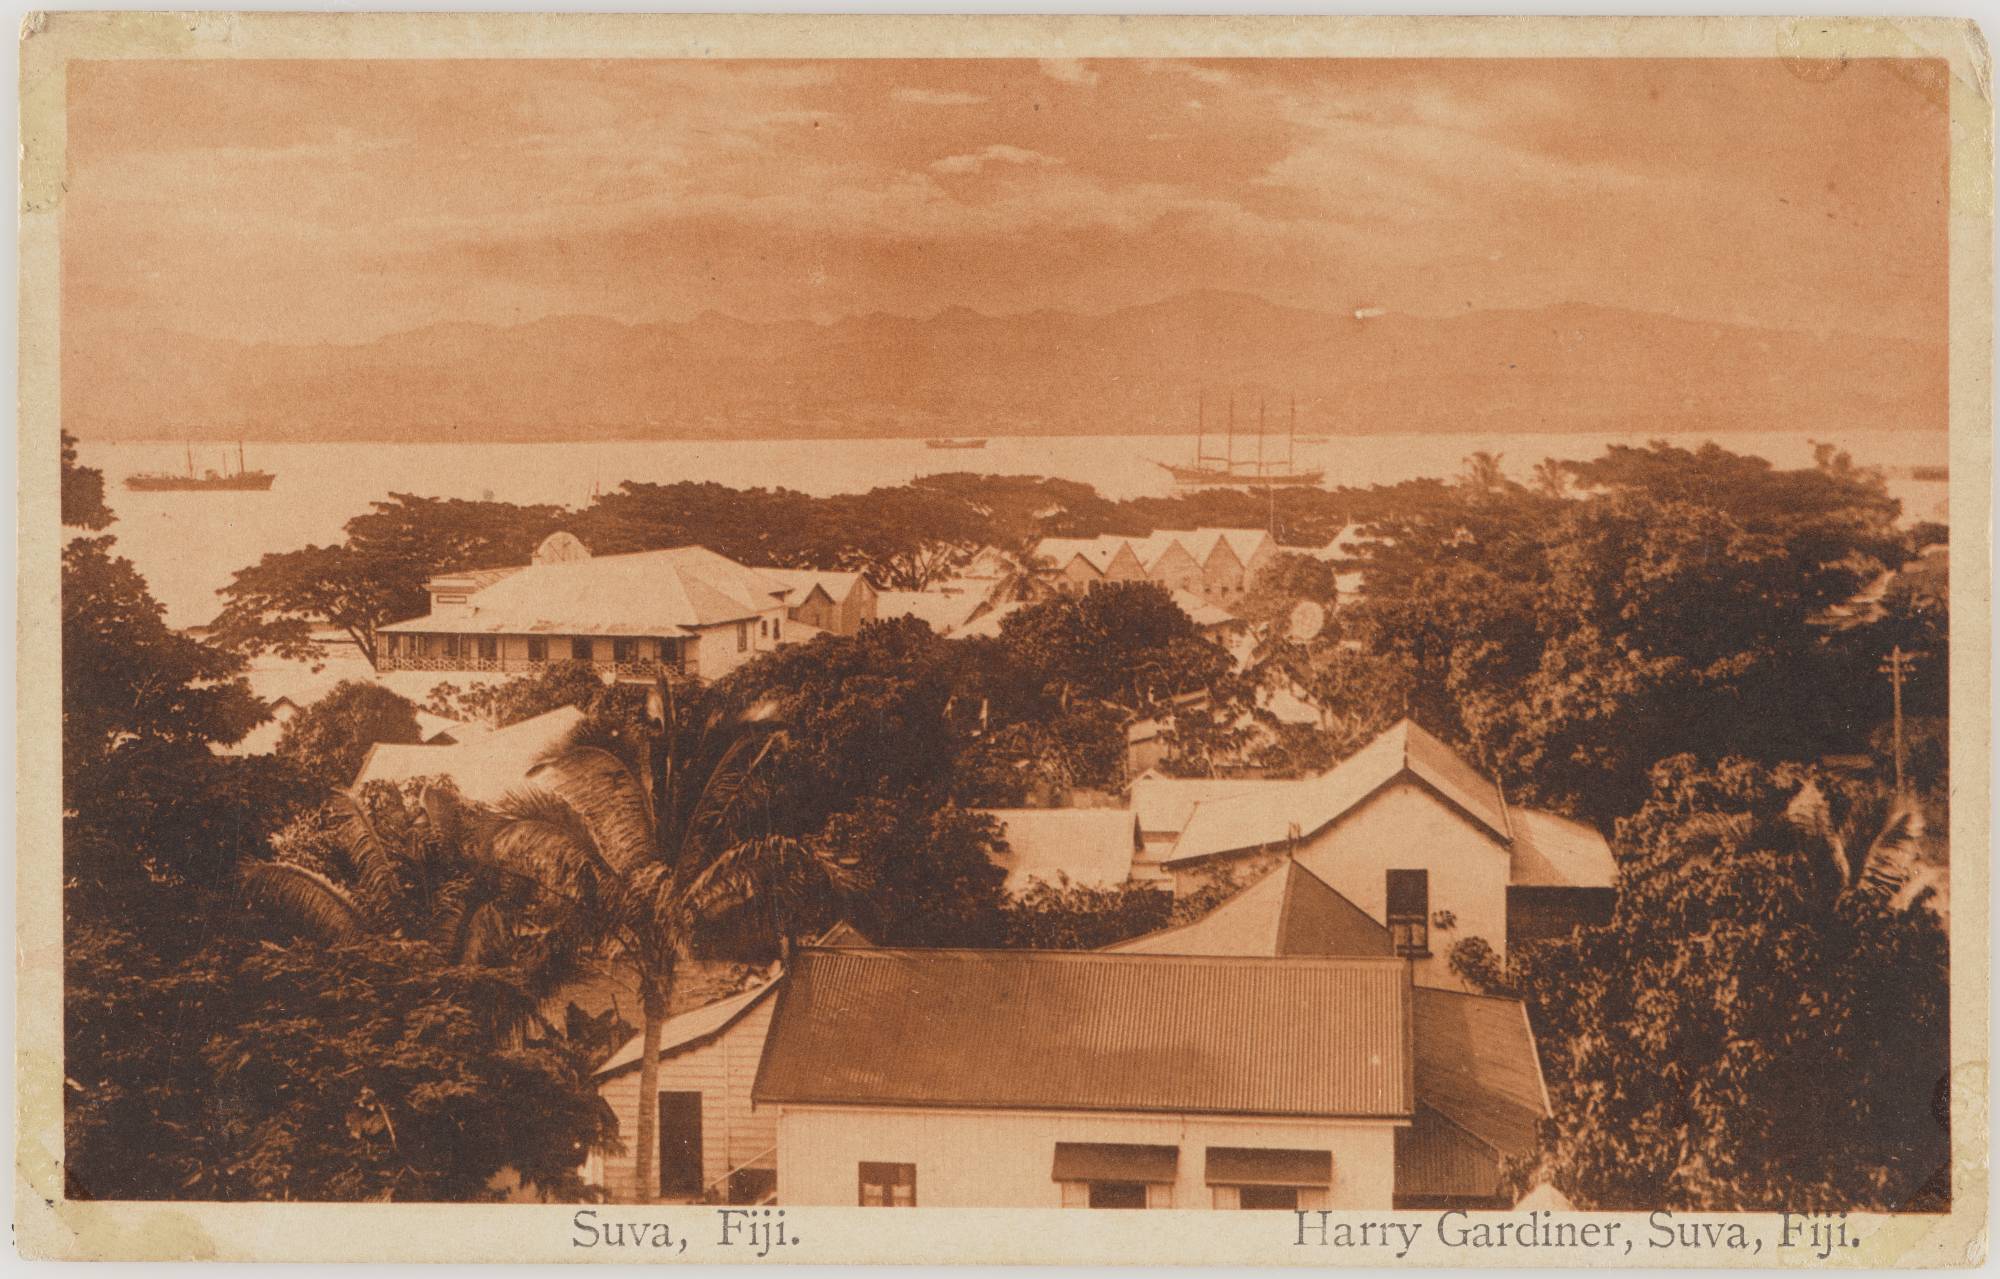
[658,1091,704,1199]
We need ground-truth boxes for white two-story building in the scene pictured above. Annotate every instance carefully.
[375,537,793,683]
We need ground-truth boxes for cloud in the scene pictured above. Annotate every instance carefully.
[931,144,1065,175]
[891,87,986,107]
[1039,59,1099,87]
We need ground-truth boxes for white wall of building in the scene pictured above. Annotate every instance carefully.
[595,997,779,1203]
[774,1105,1398,1209]
[690,606,786,679]
[1295,778,1512,989]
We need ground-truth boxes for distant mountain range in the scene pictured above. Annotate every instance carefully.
[64,290,1946,442]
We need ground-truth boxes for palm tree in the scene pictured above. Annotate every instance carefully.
[1461,450,1507,493]
[483,684,850,1203]
[242,783,586,1034]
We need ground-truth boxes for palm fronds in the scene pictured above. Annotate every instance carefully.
[332,789,409,927]
[241,860,367,942]
[526,747,657,875]
[481,787,621,908]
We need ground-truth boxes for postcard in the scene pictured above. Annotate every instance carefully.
[16,12,1991,1265]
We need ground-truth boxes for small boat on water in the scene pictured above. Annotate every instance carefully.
[1156,395,1324,489]
[925,438,988,450]
[1910,465,1948,482]
[125,442,275,492]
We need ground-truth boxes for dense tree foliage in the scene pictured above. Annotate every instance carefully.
[1342,444,1922,821]
[1462,757,1948,1212]
[67,436,1949,1209]
[214,495,565,664]
[62,535,290,894]
[66,919,617,1202]
[60,430,113,530]
[276,681,425,793]
[64,524,617,1203]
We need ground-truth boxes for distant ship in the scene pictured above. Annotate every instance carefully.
[125,442,275,492]
[1157,395,1324,488]
[926,438,988,450]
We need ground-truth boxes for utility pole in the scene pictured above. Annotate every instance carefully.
[1879,645,1917,795]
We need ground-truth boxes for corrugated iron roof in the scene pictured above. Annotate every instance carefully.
[1412,987,1549,1157]
[1508,807,1617,889]
[753,948,1413,1119]
[381,545,789,636]
[1108,860,1391,958]
[1394,1105,1504,1201]
[757,567,870,605]
[351,704,584,803]
[1162,719,1514,865]
[595,980,779,1078]
[1128,773,1291,834]
[873,589,989,635]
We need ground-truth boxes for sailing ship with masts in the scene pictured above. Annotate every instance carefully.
[1157,394,1323,488]
[124,441,276,492]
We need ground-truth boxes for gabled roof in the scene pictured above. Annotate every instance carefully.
[1032,536,1124,576]
[977,808,1139,893]
[753,948,1414,1119]
[595,979,779,1078]
[950,600,1027,640]
[1412,986,1550,1157]
[874,589,989,635]
[1508,807,1619,890]
[592,921,870,1080]
[1128,532,1199,572]
[1107,860,1391,958]
[1128,772,1292,834]
[1163,720,1514,865]
[351,704,585,803]
[758,567,870,605]
[381,546,790,637]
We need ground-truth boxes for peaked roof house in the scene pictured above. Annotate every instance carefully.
[1103,857,1550,1208]
[351,704,586,803]
[377,539,796,683]
[1032,528,1276,604]
[756,568,878,637]
[1107,858,1392,957]
[582,857,1556,1211]
[1150,719,1617,985]
[755,947,1415,1210]
[589,923,873,1206]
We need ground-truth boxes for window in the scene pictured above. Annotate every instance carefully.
[1387,869,1430,956]
[526,637,547,663]
[443,634,463,659]
[858,1162,915,1207]
[613,638,638,664]
[577,637,599,662]
[1204,1147,1331,1210]
[384,633,401,657]
[1087,1182,1148,1209]
[736,621,749,652]
[658,1091,703,1199]
[477,636,498,661]
[434,592,467,606]
[1052,1142,1176,1208]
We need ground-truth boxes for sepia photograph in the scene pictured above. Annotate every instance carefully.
[16,12,1991,1266]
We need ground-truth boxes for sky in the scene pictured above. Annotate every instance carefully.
[65,57,1949,346]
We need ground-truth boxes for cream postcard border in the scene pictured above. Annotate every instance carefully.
[15,12,1993,1265]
